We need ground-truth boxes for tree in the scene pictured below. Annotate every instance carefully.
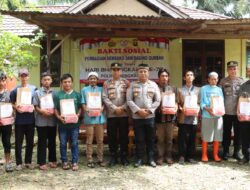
[184,0,250,18]
[0,32,42,77]
[37,0,79,5]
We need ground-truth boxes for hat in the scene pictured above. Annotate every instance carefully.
[208,71,218,78]
[137,63,149,70]
[18,68,29,76]
[88,72,98,79]
[111,62,122,69]
[227,61,238,67]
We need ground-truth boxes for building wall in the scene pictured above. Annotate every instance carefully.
[225,39,247,78]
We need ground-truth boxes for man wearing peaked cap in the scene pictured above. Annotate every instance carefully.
[219,61,244,161]
[103,62,130,167]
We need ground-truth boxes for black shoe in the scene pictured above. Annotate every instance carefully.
[222,152,230,160]
[238,158,249,165]
[108,157,118,167]
[233,152,243,161]
[187,158,197,164]
[148,160,156,168]
[134,159,143,168]
[121,157,129,166]
[178,157,185,165]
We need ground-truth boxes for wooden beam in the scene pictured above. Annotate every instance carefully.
[49,34,71,56]
[190,23,207,33]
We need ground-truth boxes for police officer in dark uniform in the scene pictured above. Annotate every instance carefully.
[127,63,161,167]
[103,63,130,166]
[219,61,245,160]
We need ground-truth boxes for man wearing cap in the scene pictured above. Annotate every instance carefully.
[81,72,106,168]
[127,63,161,167]
[103,62,130,166]
[219,61,245,160]
[10,68,37,170]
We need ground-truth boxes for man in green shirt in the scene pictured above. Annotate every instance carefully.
[54,73,82,171]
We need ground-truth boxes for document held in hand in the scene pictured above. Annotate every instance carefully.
[16,87,34,113]
[184,95,199,116]
[60,99,78,124]
[162,93,176,115]
[0,103,14,126]
[238,97,250,121]
[40,94,54,114]
[210,95,225,116]
[87,92,102,117]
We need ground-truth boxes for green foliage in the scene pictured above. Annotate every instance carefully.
[37,0,80,5]
[0,32,42,77]
[184,0,250,18]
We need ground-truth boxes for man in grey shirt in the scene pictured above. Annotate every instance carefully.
[33,72,57,170]
[127,63,161,167]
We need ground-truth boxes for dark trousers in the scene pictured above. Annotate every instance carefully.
[37,126,57,165]
[15,124,35,165]
[240,122,250,160]
[133,118,155,160]
[178,124,196,159]
[0,125,12,154]
[107,117,129,157]
[222,114,241,153]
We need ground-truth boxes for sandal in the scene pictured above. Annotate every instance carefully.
[72,163,78,171]
[87,162,95,168]
[39,164,48,171]
[49,162,57,168]
[62,162,70,170]
[5,163,14,172]
[97,161,106,167]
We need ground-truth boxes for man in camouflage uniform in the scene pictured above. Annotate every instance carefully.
[127,63,161,168]
[219,61,245,160]
[103,63,130,166]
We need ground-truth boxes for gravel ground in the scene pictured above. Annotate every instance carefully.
[0,141,249,190]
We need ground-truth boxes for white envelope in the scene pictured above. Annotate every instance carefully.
[87,92,102,109]
[184,95,198,108]
[17,88,32,105]
[162,93,175,107]
[40,94,54,109]
[0,103,13,118]
[240,102,250,115]
[60,99,76,116]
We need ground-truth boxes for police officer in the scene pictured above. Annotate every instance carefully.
[127,63,161,168]
[103,63,130,166]
[219,61,245,160]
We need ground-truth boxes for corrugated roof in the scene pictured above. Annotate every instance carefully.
[0,15,38,36]
[24,5,69,13]
[175,5,230,20]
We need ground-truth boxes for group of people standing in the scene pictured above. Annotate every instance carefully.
[0,60,250,172]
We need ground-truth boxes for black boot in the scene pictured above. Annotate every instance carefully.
[121,153,129,166]
[222,147,230,160]
[108,153,118,167]
[148,153,156,168]
[134,159,143,168]
[233,149,243,161]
